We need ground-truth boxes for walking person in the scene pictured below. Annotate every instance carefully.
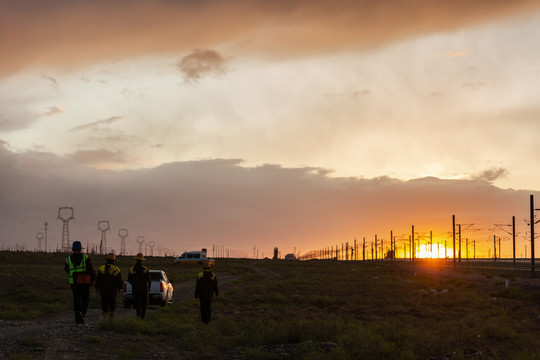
[195,266,219,324]
[64,240,95,324]
[95,253,124,320]
[128,253,151,319]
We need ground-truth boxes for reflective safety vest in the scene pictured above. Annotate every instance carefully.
[197,270,216,281]
[99,264,121,277]
[129,265,149,275]
[67,254,88,284]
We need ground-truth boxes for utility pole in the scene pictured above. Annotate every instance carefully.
[411,225,415,262]
[363,237,365,261]
[530,195,536,277]
[444,239,447,259]
[430,231,433,258]
[493,235,497,261]
[513,216,516,265]
[390,230,394,261]
[452,215,456,267]
[409,235,412,261]
[458,224,462,262]
[44,222,48,253]
[374,235,378,260]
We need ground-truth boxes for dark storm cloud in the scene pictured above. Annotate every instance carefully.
[0,143,536,255]
[177,49,227,83]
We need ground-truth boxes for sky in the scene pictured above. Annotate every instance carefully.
[1,0,540,259]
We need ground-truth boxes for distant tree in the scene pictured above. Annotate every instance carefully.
[273,247,279,260]
[385,250,394,260]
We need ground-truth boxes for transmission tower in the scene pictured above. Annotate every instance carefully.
[57,207,75,252]
[98,220,110,254]
[136,236,145,254]
[157,245,163,256]
[148,241,155,256]
[118,229,128,255]
[36,232,44,251]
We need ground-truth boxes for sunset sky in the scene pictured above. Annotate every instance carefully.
[1,0,540,259]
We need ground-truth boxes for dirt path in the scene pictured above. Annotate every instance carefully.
[0,273,239,360]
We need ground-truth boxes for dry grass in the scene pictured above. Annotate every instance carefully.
[1,251,539,359]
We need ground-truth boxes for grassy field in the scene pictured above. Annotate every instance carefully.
[1,251,539,359]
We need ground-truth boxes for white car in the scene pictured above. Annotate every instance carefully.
[174,251,215,266]
[123,270,173,308]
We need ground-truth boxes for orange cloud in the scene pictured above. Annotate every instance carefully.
[1,0,538,75]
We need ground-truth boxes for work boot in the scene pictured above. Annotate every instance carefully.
[75,311,84,324]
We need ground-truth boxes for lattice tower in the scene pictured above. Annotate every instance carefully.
[136,236,145,254]
[57,207,75,252]
[118,229,128,255]
[36,232,44,251]
[98,220,110,255]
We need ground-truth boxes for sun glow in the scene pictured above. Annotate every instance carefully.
[415,244,449,259]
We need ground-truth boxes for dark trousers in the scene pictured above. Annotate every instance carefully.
[101,294,117,315]
[71,284,90,323]
[199,298,212,324]
[132,292,148,319]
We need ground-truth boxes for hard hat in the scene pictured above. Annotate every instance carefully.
[72,241,82,251]
[106,253,117,262]
[134,253,146,261]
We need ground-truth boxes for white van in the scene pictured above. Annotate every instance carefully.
[174,250,215,266]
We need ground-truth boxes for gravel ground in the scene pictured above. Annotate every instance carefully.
[0,274,239,360]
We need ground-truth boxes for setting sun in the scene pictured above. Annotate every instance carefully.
[415,244,449,259]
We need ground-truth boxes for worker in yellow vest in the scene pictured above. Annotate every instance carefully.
[195,266,219,324]
[95,253,123,320]
[128,253,151,319]
[64,241,95,324]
